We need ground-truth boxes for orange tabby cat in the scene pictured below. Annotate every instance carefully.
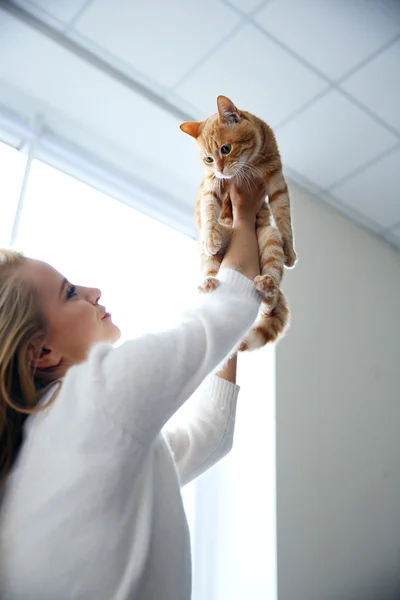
[180,95,296,350]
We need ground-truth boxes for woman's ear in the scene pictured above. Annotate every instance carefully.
[27,338,62,370]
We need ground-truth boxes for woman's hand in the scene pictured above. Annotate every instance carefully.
[229,179,266,225]
[221,180,263,281]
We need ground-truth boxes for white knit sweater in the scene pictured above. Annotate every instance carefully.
[0,269,260,600]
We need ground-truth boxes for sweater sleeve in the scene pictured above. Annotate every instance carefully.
[163,375,239,487]
[81,268,260,445]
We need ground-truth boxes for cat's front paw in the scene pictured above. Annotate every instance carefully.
[198,276,219,294]
[203,227,224,256]
[254,274,277,299]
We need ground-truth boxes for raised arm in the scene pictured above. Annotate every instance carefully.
[164,356,239,486]
[79,183,264,445]
[216,353,237,384]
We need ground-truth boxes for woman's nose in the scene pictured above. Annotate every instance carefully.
[88,287,101,305]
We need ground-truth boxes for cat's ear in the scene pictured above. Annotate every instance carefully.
[217,95,241,124]
[180,121,202,138]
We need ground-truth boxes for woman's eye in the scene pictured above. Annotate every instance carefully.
[66,285,77,299]
[221,144,232,155]
[205,156,214,163]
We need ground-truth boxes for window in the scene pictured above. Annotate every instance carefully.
[0,141,26,247]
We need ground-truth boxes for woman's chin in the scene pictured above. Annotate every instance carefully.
[109,324,121,344]
[101,322,121,345]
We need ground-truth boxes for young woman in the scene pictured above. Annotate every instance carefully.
[0,183,264,600]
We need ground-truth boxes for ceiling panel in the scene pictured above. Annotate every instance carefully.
[14,0,90,24]
[275,90,398,189]
[0,14,201,201]
[73,0,241,89]
[255,0,400,80]
[165,91,203,120]
[342,39,400,132]
[175,23,327,125]
[330,147,400,229]
[225,0,265,14]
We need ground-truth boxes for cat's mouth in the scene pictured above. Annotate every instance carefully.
[215,171,234,180]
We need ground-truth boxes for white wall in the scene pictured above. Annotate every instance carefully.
[276,184,400,600]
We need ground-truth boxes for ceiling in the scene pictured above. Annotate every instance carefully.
[0,0,400,249]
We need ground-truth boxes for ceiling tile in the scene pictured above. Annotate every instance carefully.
[275,90,398,189]
[0,16,202,201]
[166,92,203,121]
[73,0,241,89]
[225,0,266,14]
[66,28,169,97]
[341,39,400,133]
[330,148,400,228]
[255,0,400,80]
[175,23,327,125]
[14,0,90,24]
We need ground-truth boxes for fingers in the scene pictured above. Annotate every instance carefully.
[229,179,266,214]
[230,178,263,200]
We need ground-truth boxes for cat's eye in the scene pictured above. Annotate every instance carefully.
[205,156,214,163]
[221,144,232,155]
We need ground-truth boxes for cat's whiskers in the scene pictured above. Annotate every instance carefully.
[230,160,259,182]
[233,164,252,194]
[238,162,266,194]
[229,161,244,182]
[229,162,244,189]
[239,161,261,180]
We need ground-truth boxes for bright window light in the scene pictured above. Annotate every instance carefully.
[0,141,26,247]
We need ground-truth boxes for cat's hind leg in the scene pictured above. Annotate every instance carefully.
[255,203,285,311]
[265,170,297,268]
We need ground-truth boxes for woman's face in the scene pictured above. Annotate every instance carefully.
[20,258,121,368]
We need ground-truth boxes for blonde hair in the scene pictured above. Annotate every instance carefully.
[0,249,64,483]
